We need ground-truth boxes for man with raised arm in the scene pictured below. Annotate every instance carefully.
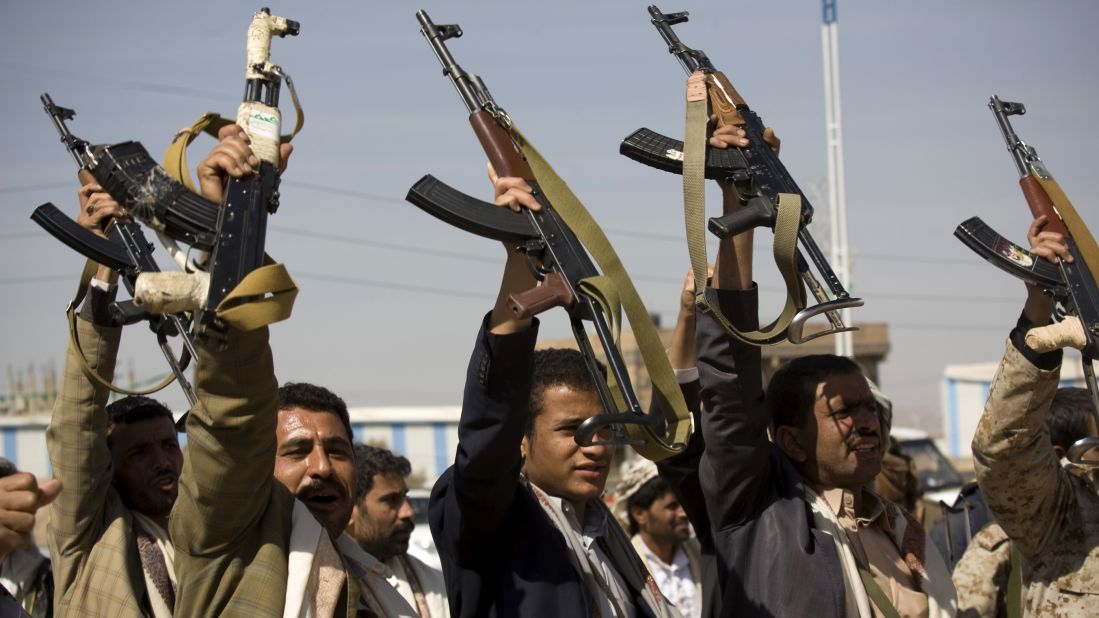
[46,182,184,617]
[694,128,955,617]
[426,151,727,616]
[169,127,416,617]
[970,217,1099,617]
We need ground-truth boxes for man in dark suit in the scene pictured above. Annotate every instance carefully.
[427,160,691,618]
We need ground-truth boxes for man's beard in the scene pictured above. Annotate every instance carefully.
[367,520,414,561]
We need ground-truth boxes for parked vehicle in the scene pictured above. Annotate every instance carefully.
[407,488,441,570]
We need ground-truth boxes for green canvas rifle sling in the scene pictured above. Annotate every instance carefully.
[65,259,179,396]
[507,125,692,462]
[157,108,304,332]
[683,70,806,346]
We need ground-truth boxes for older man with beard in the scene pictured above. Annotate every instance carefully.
[347,445,448,618]
[168,125,417,617]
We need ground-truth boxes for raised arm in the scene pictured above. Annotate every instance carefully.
[972,217,1081,558]
[46,185,127,586]
[657,268,709,543]
[696,125,778,531]
[171,125,287,555]
[430,165,540,563]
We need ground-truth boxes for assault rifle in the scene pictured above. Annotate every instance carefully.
[620,5,862,344]
[954,96,1099,461]
[33,8,300,341]
[33,94,198,404]
[407,10,691,461]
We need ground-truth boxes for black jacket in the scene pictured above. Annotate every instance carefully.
[656,380,722,618]
[428,317,662,617]
[697,287,847,617]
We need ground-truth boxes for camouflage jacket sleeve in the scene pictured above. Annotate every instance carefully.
[953,522,1011,618]
[971,339,1067,558]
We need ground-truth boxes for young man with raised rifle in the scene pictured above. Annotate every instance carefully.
[426,158,688,617]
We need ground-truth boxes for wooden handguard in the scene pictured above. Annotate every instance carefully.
[1020,175,1069,236]
[470,111,533,179]
[508,272,576,319]
[706,71,747,127]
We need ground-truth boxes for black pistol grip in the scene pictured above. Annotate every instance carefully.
[31,202,133,273]
[954,216,1065,291]
[708,196,775,239]
[619,128,749,180]
[405,175,537,244]
[92,141,220,250]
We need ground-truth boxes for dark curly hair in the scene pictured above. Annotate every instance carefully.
[1047,387,1096,450]
[625,476,673,536]
[353,443,411,500]
[765,354,864,431]
[105,396,176,447]
[526,348,604,440]
[277,382,354,445]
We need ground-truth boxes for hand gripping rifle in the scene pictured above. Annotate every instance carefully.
[954,96,1099,462]
[34,8,301,342]
[620,6,863,345]
[407,10,692,461]
[33,94,199,404]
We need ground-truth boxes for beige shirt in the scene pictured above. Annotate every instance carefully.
[823,488,929,618]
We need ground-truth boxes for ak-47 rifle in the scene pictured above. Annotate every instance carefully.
[407,10,691,461]
[955,96,1099,462]
[33,8,300,342]
[620,6,862,345]
[33,94,199,404]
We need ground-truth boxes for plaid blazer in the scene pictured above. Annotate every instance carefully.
[170,326,361,617]
[47,318,150,617]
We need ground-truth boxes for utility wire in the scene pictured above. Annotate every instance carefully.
[2,177,1007,267]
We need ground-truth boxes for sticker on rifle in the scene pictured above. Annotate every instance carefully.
[665,149,685,162]
[247,111,280,142]
[993,236,1033,267]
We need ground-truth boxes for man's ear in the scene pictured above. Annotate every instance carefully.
[347,503,360,535]
[520,435,530,461]
[1053,444,1066,461]
[775,425,807,463]
[630,505,648,529]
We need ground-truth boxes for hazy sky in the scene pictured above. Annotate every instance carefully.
[1,1,1096,432]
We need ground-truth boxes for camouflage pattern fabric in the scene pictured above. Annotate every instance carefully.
[972,342,1099,616]
[953,522,1011,618]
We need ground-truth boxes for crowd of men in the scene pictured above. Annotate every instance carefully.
[0,119,1094,618]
